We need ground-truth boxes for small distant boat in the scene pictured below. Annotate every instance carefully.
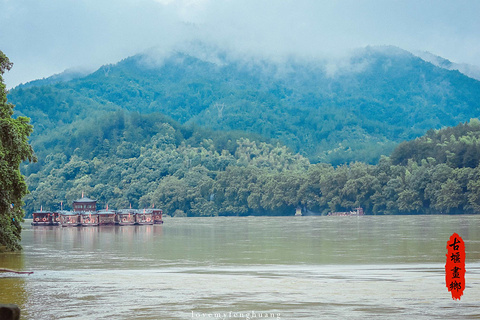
[32,211,56,226]
[116,209,136,226]
[98,210,116,225]
[59,211,81,227]
[135,209,154,225]
[328,207,364,216]
[295,207,302,216]
[80,211,99,226]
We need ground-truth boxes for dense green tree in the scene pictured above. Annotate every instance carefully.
[0,51,36,251]
[433,178,465,214]
[9,46,480,166]
[396,189,423,213]
[391,119,480,168]
[15,102,480,217]
[467,170,480,212]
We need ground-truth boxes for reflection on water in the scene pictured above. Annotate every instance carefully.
[2,215,480,319]
[0,252,29,319]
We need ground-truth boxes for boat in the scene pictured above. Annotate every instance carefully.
[59,211,81,227]
[73,196,97,212]
[98,209,116,225]
[116,209,136,226]
[80,211,99,226]
[51,211,61,225]
[32,210,55,226]
[328,207,364,216]
[135,209,154,225]
[152,209,164,224]
[31,195,165,228]
[295,207,302,216]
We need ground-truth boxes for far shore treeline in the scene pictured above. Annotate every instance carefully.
[21,112,480,216]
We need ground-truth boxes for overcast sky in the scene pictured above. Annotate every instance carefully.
[1,0,480,88]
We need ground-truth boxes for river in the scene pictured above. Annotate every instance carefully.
[1,215,479,319]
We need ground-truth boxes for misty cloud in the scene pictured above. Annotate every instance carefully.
[1,0,480,88]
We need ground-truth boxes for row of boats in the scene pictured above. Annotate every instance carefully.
[31,208,164,227]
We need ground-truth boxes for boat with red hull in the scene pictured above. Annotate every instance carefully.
[135,209,154,225]
[32,211,59,226]
[152,209,164,224]
[80,212,99,226]
[98,210,116,225]
[59,211,81,227]
[32,196,165,227]
[116,209,136,226]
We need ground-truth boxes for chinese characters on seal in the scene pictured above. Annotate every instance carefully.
[446,233,465,300]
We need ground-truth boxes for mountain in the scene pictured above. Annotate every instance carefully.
[415,51,480,81]
[9,45,480,166]
[16,67,93,89]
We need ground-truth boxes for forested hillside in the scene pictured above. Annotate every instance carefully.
[8,45,480,216]
[9,45,480,165]
[22,115,480,216]
[22,111,309,215]
[391,118,480,168]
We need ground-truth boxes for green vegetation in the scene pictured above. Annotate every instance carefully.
[9,46,480,165]
[6,46,480,217]
[22,111,309,215]
[0,51,36,251]
[22,112,480,216]
[391,118,480,168]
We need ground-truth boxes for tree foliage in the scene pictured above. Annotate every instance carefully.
[21,112,480,217]
[0,51,36,251]
[9,46,480,165]
[6,46,480,218]
[391,119,480,168]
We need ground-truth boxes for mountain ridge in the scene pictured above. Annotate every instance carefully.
[9,45,480,165]
[414,51,480,81]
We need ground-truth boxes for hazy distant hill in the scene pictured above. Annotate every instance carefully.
[16,67,93,89]
[415,51,480,81]
[9,45,480,165]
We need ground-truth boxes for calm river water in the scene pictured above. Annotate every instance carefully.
[1,215,480,319]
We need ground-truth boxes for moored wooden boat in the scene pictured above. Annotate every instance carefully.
[98,210,116,225]
[59,211,81,227]
[32,211,55,226]
[152,209,164,224]
[51,211,61,225]
[73,196,97,212]
[30,195,165,228]
[116,209,136,225]
[80,211,99,226]
[135,209,154,225]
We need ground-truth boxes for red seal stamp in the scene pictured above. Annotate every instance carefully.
[446,233,465,300]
